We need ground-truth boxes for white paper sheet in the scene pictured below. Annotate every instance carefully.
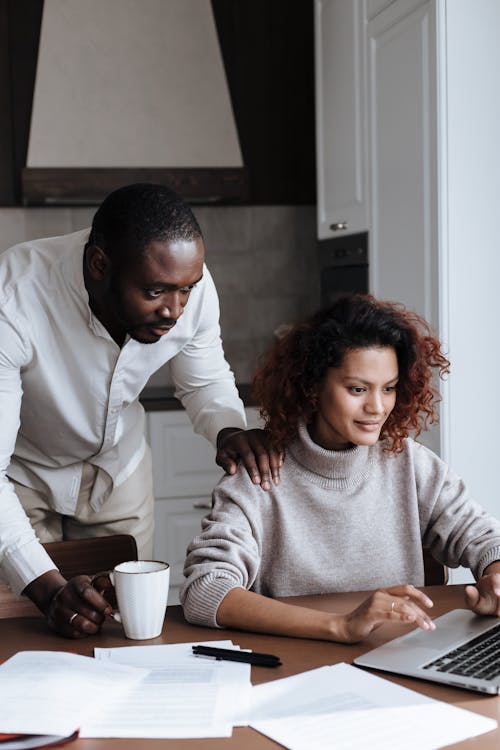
[249,663,497,750]
[81,640,251,738]
[0,651,146,736]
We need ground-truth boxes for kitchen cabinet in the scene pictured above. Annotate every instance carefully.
[314,0,369,238]
[316,0,500,581]
[366,0,439,332]
[148,407,262,604]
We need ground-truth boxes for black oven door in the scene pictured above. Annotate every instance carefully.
[318,232,368,307]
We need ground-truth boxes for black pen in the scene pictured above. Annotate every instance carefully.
[192,644,282,667]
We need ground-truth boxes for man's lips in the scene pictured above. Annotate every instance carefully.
[148,322,176,335]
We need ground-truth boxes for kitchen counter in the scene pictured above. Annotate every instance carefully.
[140,383,256,411]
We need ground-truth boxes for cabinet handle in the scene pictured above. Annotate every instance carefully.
[330,221,348,231]
[193,502,212,510]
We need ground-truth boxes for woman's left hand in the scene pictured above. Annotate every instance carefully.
[465,572,500,616]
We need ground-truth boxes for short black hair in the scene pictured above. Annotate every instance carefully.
[87,183,202,265]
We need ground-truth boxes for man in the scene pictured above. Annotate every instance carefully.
[0,183,280,637]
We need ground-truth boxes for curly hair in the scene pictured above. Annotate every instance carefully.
[253,294,450,453]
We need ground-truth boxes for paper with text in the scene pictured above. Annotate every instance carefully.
[249,663,497,750]
[81,640,251,738]
[0,651,146,736]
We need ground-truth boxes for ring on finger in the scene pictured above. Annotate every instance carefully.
[391,601,395,613]
[69,612,78,625]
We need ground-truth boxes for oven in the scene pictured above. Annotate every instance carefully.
[318,231,368,307]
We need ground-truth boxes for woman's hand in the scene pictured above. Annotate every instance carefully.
[465,572,500,617]
[339,584,435,643]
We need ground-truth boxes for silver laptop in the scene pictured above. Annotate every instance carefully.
[354,609,500,694]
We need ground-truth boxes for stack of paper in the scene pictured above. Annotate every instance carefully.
[0,649,496,747]
[81,640,251,738]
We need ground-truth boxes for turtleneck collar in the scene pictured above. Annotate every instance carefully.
[287,420,374,489]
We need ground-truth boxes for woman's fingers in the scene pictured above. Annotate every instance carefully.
[342,586,435,643]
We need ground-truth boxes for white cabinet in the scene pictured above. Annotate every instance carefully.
[149,407,262,603]
[316,0,500,582]
[314,0,369,238]
[366,0,439,329]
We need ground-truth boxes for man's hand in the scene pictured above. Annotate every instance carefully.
[465,569,500,617]
[24,569,112,638]
[216,427,283,491]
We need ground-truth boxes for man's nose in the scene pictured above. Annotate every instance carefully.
[158,292,183,320]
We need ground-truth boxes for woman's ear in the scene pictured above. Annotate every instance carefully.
[85,244,111,281]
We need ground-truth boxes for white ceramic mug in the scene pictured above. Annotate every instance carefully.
[109,560,170,640]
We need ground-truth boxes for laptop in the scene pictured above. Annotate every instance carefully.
[354,609,500,694]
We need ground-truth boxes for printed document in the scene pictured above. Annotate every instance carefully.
[80,640,251,738]
[249,663,497,750]
[0,651,146,736]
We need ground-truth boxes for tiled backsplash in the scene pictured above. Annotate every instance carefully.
[0,205,320,384]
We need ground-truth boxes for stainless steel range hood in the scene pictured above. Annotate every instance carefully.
[22,0,247,205]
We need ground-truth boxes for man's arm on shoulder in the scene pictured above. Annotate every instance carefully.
[169,267,246,444]
[169,269,281,488]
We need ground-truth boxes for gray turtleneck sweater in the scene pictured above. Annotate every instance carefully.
[181,422,500,627]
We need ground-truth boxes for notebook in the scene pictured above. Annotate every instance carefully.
[354,609,500,694]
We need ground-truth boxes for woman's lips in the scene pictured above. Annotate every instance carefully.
[354,421,381,431]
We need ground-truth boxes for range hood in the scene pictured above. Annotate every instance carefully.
[22,0,247,205]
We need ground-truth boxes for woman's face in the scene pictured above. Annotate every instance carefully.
[310,346,399,451]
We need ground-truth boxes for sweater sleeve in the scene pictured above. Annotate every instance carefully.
[413,442,500,579]
[180,470,263,627]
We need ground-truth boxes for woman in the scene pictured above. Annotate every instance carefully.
[181,295,500,643]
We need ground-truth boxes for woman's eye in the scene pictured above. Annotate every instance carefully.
[384,385,397,393]
[349,387,365,394]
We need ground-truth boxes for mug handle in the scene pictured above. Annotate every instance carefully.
[91,570,120,619]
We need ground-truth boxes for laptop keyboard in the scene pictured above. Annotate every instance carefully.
[423,623,500,680]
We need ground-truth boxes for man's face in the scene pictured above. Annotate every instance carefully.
[110,237,205,344]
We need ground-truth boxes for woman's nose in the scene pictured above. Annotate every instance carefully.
[365,392,384,414]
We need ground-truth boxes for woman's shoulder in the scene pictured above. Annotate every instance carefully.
[376,436,448,471]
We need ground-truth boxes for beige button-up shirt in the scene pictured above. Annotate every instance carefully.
[0,229,245,593]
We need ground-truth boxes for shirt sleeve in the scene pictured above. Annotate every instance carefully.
[0,318,57,595]
[414,442,500,579]
[169,267,246,447]
[181,470,262,627]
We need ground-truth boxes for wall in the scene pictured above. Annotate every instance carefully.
[0,205,319,384]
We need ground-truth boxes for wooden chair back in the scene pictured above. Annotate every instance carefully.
[423,548,448,585]
[0,534,138,619]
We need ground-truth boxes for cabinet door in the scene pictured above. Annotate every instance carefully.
[367,0,438,327]
[149,410,223,498]
[154,497,210,604]
[315,0,368,238]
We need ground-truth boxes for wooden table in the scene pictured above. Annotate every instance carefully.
[1,585,499,749]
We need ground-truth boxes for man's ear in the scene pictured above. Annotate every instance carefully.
[86,245,112,281]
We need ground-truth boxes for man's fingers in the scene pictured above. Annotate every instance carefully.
[48,576,111,637]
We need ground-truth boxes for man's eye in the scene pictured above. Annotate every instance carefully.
[146,290,163,298]
[180,283,197,294]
